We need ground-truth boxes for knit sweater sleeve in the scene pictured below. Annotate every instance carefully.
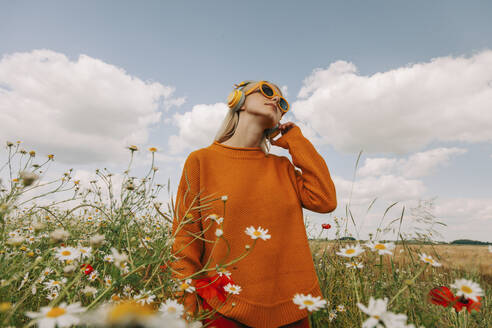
[170,153,203,316]
[276,125,337,213]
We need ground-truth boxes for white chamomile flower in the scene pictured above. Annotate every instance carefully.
[419,253,442,267]
[104,276,112,287]
[216,266,232,277]
[244,226,271,241]
[206,214,219,222]
[46,290,59,301]
[329,309,337,321]
[178,279,195,293]
[357,297,389,328]
[81,285,98,297]
[221,195,228,201]
[345,261,364,269]
[224,283,242,295]
[336,304,346,312]
[159,299,184,318]
[123,285,133,296]
[450,278,484,302]
[336,244,364,258]
[77,246,92,259]
[103,254,114,263]
[25,302,85,328]
[42,267,53,276]
[357,297,409,328]
[365,241,395,255]
[110,248,128,266]
[292,293,327,312]
[44,278,67,290]
[135,289,155,305]
[215,228,223,237]
[88,270,99,282]
[117,261,129,274]
[54,246,80,262]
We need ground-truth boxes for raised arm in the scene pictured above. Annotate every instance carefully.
[272,125,337,213]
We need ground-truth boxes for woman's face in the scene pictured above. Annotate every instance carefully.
[240,83,284,127]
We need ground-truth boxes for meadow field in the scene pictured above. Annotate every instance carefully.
[308,240,491,327]
[0,142,490,328]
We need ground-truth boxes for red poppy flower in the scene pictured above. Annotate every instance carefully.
[201,298,237,328]
[322,223,331,229]
[80,263,94,275]
[428,286,456,307]
[194,274,235,303]
[428,286,481,313]
[160,262,168,272]
[453,296,481,313]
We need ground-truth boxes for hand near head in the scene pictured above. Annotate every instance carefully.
[270,122,297,149]
[278,122,296,136]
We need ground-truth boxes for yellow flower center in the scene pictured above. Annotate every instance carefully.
[346,249,355,254]
[425,257,434,263]
[0,302,12,312]
[108,301,154,323]
[303,300,314,305]
[253,231,261,236]
[375,244,386,250]
[167,306,176,313]
[180,283,189,290]
[61,250,71,256]
[46,307,66,318]
[461,286,472,294]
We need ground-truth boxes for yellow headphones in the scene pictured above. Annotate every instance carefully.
[226,80,257,113]
[227,80,283,140]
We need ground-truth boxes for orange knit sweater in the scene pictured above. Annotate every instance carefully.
[170,126,337,328]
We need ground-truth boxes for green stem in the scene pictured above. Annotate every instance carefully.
[351,268,363,325]
[388,263,428,306]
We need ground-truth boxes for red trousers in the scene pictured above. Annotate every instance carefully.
[201,299,311,328]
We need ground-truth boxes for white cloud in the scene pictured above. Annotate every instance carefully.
[280,85,288,98]
[0,49,185,165]
[333,174,426,206]
[167,102,229,154]
[292,50,492,154]
[358,158,398,177]
[358,147,467,178]
[399,147,467,178]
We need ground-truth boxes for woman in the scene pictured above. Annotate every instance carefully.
[170,80,337,328]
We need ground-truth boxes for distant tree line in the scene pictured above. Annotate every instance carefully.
[308,237,491,245]
[450,239,491,245]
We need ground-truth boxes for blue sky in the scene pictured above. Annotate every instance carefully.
[1,0,491,242]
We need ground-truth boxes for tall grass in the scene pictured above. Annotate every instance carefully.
[0,142,489,327]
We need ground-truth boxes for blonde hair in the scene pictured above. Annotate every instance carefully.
[214,81,284,156]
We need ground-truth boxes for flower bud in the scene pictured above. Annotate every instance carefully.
[19,171,39,187]
[89,234,105,247]
[63,265,76,274]
[6,236,24,246]
[50,228,70,242]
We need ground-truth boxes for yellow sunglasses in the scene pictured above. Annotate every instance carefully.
[243,81,289,114]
